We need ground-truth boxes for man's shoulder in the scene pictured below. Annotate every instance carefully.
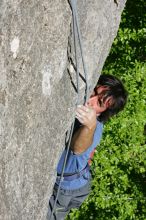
[96,119,104,129]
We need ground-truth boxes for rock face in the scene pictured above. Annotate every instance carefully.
[0,0,126,219]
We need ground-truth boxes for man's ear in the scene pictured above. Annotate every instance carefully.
[105,97,113,108]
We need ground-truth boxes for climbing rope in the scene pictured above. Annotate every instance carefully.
[71,0,89,104]
[49,0,89,219]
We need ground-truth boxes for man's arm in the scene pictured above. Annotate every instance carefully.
[70,105,97,154]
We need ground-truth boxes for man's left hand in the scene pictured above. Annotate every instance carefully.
[75,105,97,130]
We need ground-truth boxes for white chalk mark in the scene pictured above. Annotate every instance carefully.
[69,63,74,73]
[41,65,52,96]
[10,37,20,59]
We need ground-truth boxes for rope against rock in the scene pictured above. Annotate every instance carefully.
[50,0,89,218]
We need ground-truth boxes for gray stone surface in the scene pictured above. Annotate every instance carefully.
[0,0,126,219]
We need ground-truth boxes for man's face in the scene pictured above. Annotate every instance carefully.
[87,86,112,115]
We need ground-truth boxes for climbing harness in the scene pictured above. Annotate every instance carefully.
[49,0,89,219]
[57,163,90,181]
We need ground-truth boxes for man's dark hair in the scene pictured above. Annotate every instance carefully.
[97,74,128,122]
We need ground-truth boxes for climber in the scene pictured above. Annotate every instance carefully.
[47,74,128,220]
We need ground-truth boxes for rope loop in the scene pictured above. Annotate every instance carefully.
[49,1,89,218]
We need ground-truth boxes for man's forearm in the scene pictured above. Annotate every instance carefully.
[70,125,96,154]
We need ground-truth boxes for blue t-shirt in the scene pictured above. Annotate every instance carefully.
[56,120,103,190]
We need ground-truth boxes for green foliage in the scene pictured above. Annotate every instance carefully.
[66,0,146,219]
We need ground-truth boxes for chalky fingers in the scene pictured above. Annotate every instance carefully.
[75,106,88,123]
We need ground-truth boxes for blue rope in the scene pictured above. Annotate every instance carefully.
[49,0,89,218]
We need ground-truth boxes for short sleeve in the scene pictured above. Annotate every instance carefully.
[57,120,103,174]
